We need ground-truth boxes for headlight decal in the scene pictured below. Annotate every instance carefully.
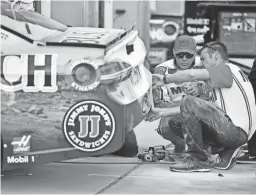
[106,64,152,105]
[69,58,101,92]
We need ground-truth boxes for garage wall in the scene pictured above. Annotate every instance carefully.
[51,1,84,27]
[113,1,139,29]
[51,0,99,27]
[113,0,185,29]
[154,0,185,16]
[112,1,151,51]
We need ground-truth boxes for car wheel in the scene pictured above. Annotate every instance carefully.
[113,129,138,157]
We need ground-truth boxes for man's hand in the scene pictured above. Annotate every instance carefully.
[152,74,165,90]
[184,83,200,97]
[144,107,163,122]
[144,106,181,122]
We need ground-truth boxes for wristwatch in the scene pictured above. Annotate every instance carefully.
[163,75,168,84]
[197,83,204,96]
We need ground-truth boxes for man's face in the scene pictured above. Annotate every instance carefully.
[200,48,217,68]
[175,52,195,70]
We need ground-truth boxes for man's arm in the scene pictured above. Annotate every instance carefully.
[248,58,256,103]
[153,65,233,89]
[196,82,212,100]
[158,106,180,117]
[145,106,180,122]
[165,69,210,84]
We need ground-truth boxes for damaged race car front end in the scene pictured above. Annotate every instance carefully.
[1,0,153,171]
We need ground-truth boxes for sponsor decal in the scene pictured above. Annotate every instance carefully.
[63,100,115,152]
[170,86,183,95]
[1,54,58,92]
[154,66,167,75]
[60,30,108,44]
[130,66,141,86]
[7,155,35,164]
[70,59,100,92]
[11,135,31,154]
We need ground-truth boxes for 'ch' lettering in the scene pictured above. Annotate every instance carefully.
[0,54,58,92]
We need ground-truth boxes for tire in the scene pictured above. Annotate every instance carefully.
[113,129,138,157]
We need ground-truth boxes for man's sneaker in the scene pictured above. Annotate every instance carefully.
[214,147,242,170]
[237,153,256,164]
[169,156,212,172]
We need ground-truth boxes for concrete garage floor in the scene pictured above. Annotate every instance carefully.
[2,120,256,194]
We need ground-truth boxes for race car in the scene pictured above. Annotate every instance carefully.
[1,1,153,171]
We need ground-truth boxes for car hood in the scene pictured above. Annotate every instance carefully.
[41,27,125,48]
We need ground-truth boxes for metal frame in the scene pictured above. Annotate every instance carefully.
[198,3,256,58]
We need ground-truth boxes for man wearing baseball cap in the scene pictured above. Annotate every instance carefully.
[148,41,255,173]
[171,35,198,70]
[153,35,211,155]
[173,34,196,54]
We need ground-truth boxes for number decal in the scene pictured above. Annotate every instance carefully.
[61,31,108,44]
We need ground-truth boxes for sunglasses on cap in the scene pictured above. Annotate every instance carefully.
[203,41,228,52]
[175,52,194,59]
[203,43,218,51]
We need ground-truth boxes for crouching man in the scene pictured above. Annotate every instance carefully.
[147,41,256,172]
[153,35,211,153]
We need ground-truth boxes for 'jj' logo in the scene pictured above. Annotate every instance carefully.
[0,54,58,92]
[78,115,101,138]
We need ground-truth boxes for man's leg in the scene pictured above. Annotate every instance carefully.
[157,114,185,153]
[170,95,247,172]
[237,131,256,163]
[248,132,256,156]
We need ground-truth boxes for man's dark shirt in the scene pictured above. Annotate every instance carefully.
[249,58,256,103]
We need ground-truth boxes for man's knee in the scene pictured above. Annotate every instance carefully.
[157,118,170,138]
[168,116,183,137]
[158,117,184,141]
[180,95,197,113]
[168,115,182,128]
[161,127,171,140]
